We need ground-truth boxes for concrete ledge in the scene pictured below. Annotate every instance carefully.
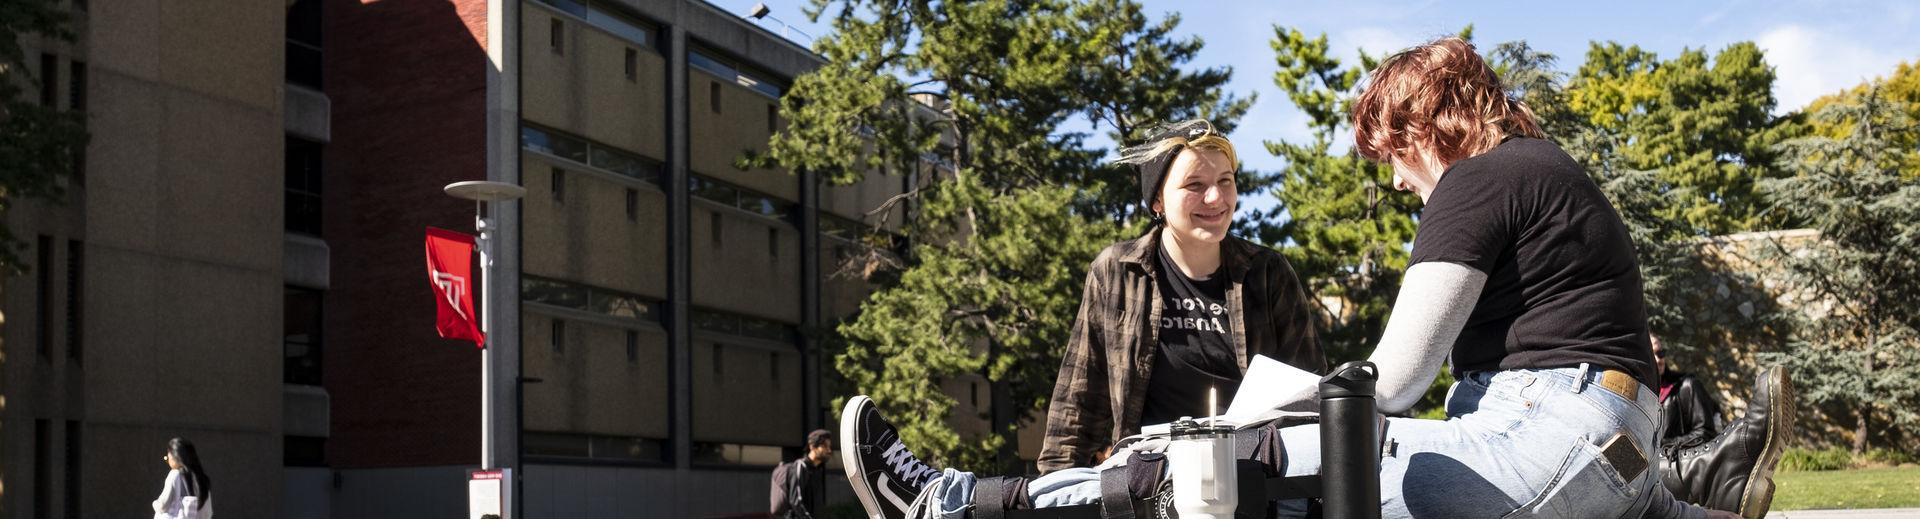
[284,84,332,142]
[284,383,332,438]
[284,233,331,289]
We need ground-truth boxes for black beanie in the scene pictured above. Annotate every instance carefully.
[1135,123,1215,211]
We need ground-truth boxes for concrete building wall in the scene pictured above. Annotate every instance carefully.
[3,1,289,518]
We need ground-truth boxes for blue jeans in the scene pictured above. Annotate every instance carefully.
[927,366,1706,519]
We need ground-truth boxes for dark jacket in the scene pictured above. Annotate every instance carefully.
[1037,230,1326,474]
[769,457,825,519]
[1660,371,1724,451]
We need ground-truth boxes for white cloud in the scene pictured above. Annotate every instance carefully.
[1757,24,1907,113]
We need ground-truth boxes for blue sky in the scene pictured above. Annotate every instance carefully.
[736,0,1920,211]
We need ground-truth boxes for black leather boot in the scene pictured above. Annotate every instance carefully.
[1660,366,1795,519]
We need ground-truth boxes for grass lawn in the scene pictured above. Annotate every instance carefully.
[1773,466,1920,510]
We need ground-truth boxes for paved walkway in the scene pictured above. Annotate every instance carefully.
[1767,509,1920,518]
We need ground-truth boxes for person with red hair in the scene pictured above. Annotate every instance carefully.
[831,37,1791,519]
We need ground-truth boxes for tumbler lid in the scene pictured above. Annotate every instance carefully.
[1318,361,1379,398]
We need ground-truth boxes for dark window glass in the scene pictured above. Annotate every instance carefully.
[524,431,665,463]
[37,236,53,358]
[625,188,638,221]
[520,126,588,163]
[285,137,324,236]
[34,420,49,519]
[710,212,723,248]
[286,0,323,88]
[709,81,721,113]
[40,53,58,107]
[551,319,567,356]
[551,19,565,55]
[767,103,778,134]
[66,240,82,362]
[284,286,324,386]
[624,48,637,81]
[68,60,85,112]
[551,167,565,202]
[284,435,327,467]
[625,330,639,365]
[64,421,80,519]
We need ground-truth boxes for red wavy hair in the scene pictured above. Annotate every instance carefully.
[1352,37,1544,167]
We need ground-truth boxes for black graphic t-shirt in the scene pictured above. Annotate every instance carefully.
[1141,244,1241,425]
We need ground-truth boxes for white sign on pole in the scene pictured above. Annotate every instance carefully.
[469,468,510,519]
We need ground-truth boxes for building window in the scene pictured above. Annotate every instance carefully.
[286,0,323,88]
[284,287,324,385]
[66,240,82,363]
[40,53,58,107]
[709,81,721,113]
[34,420,49,519]
[285,436,327,467]
[624,48,637,81]
[73,0,85,12]
[550,19,565,55]
[550,167,565,202]
[524,431,666,463]
[767,228,778,259]
[520,125,663,185]
[625,188,638,221]
[285,137,324,236]
[766,104,778,134]
[68,60,85,112]
[712,344,723,376]
[551,319,567,356]
[625,330,639,365]
[770,352,780,381]
[37,235,53,359]
[710,212,722,249]
[690,441,784,467]
[64,421,79,519]
[522,276,662,323]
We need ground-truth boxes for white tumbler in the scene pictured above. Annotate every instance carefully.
[1168,420,1237,519]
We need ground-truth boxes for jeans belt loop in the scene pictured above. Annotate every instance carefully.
[1575,363,1591,393]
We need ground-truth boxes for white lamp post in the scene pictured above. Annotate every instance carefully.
[444,180,526,470]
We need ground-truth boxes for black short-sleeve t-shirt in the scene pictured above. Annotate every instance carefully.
[1408,137,1657,387]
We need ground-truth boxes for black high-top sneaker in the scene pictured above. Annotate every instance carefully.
[841,396,940,519]
[1662,366,1795,519]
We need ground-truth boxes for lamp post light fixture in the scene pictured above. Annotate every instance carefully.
[444,180,526,471]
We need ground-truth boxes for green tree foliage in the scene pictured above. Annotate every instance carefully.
[1758,88,1920,453]
[0,0,88,272]
[762,0,1249,471]
[1566,42,1798,235]
[1805,61,1920,174]
[1253,26,1428,363]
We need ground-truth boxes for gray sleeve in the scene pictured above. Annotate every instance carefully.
[1367,261,1487,414]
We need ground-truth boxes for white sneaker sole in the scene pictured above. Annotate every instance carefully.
[840,395,889,519]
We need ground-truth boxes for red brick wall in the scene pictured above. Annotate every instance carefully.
[323,0,493,469]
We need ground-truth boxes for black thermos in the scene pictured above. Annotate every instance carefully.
[1320,361,1380,519]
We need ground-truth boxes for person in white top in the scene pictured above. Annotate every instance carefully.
[152,437,213,519]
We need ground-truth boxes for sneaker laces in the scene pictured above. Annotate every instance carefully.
[882,438,938,486]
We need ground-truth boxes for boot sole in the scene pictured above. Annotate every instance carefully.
[840,395,889,519]
[1739,368,1793,519]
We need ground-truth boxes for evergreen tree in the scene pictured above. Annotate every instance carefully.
[763,0,1249,471]
[1566,42,1798,235]
[1758,87,1920,453]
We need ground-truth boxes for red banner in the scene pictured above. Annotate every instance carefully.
[425,227,485,348]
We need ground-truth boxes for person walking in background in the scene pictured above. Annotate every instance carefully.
[771,429,836,518]
[1654,334,1725,452]
[152,437,214,519]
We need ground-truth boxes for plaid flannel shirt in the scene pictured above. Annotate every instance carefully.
[1037,230,1326,474]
